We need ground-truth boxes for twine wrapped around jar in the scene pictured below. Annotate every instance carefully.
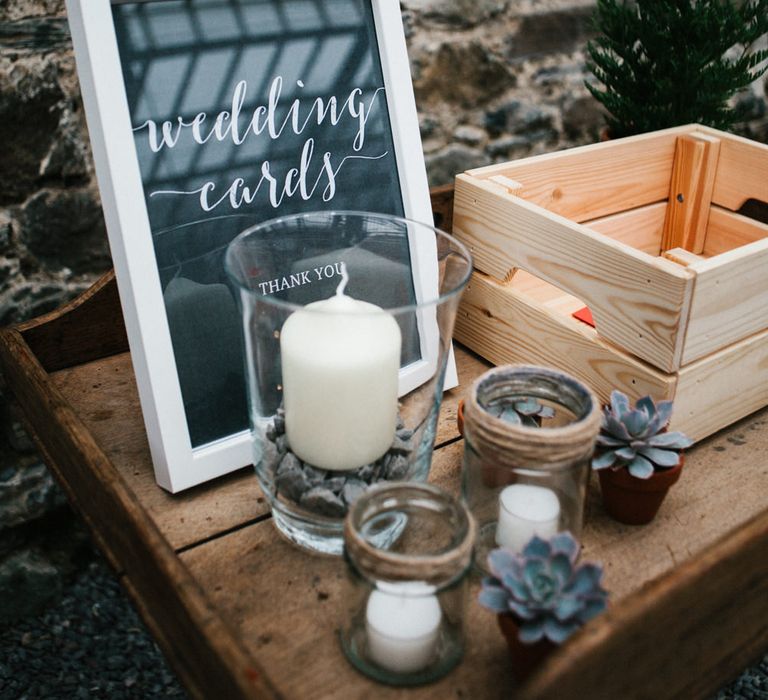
[344,483,476,584]
[463,365,602,472]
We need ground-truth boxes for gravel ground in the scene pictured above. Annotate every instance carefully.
[0,556,186,699]
[0,552,765,699]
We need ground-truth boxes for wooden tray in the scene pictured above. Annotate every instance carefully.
[1,188,767,699]
[453,125,768,442]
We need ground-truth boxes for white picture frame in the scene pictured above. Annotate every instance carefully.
[66,0,453,493]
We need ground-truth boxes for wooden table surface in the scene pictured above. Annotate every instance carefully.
[41,342,768,699]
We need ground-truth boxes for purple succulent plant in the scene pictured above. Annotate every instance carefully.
[488,397,555,427]
[591,390,693,479]
[479,533,608,645]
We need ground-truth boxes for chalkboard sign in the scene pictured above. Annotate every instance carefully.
[67,0,435,491]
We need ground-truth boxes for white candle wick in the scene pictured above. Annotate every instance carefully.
[335,261,349,297]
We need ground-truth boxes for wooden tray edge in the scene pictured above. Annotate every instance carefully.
[0,327,278,700]
[519,506,768,699]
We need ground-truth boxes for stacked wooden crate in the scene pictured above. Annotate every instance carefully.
[452,124,768,441]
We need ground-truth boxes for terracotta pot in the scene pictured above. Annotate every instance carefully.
[497,614,557,682]
[597,455,685,525]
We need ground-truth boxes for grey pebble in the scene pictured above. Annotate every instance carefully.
[389,435,413,455]
[302,465,328,484]
[324,477,346,494]
[385,454,410,480]
[300,487,347,518]
[275,455,309,502]
[342,480,367,505]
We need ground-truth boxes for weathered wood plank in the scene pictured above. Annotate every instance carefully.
[0,328,275,700]
[180,406,768,699]
[17,269,128,372]
[49,352,266,551]
[44,344,481,551]
[522,506,768,700]
[453,174,694,372]
[463,127,683,222]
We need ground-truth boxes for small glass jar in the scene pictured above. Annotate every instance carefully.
[340,483,475,686]
[462,365,601,575]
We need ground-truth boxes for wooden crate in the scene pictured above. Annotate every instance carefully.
[452,124,768,441]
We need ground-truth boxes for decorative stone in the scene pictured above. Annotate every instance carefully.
[275,455,309,503]
[342,479,367,506]
[390,434,413,455]
[302,465,328,485]
[384,454,410,480]
[300,487,347,518]
[322,476,344,494]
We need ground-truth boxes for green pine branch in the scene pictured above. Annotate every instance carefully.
[585,0,768,137]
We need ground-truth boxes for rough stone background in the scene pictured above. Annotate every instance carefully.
[1,0,767,629]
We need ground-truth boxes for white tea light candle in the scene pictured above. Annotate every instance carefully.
[496,484,560,552]
[280,272,402,471]
[365,585,442,673]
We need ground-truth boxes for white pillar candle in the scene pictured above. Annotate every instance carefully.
[280,280,401,471]
[365,584,442,674]
[495,484,560,552]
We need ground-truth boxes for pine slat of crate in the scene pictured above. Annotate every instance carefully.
[454,272,675,404]
[661,133,720,254]
[453,175,694,372]
[585,201,666,256]
[465,128,683,222]
[709,127,768,211]
[684,237,768,364]
[674,325,768,440]
[704,206,768,256]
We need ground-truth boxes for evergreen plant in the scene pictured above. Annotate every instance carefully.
[585,0,768,137]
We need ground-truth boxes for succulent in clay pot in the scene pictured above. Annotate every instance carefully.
[592,390,693,524]
[479,533,608,680]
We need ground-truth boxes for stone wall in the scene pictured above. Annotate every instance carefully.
[1,0,767,619]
